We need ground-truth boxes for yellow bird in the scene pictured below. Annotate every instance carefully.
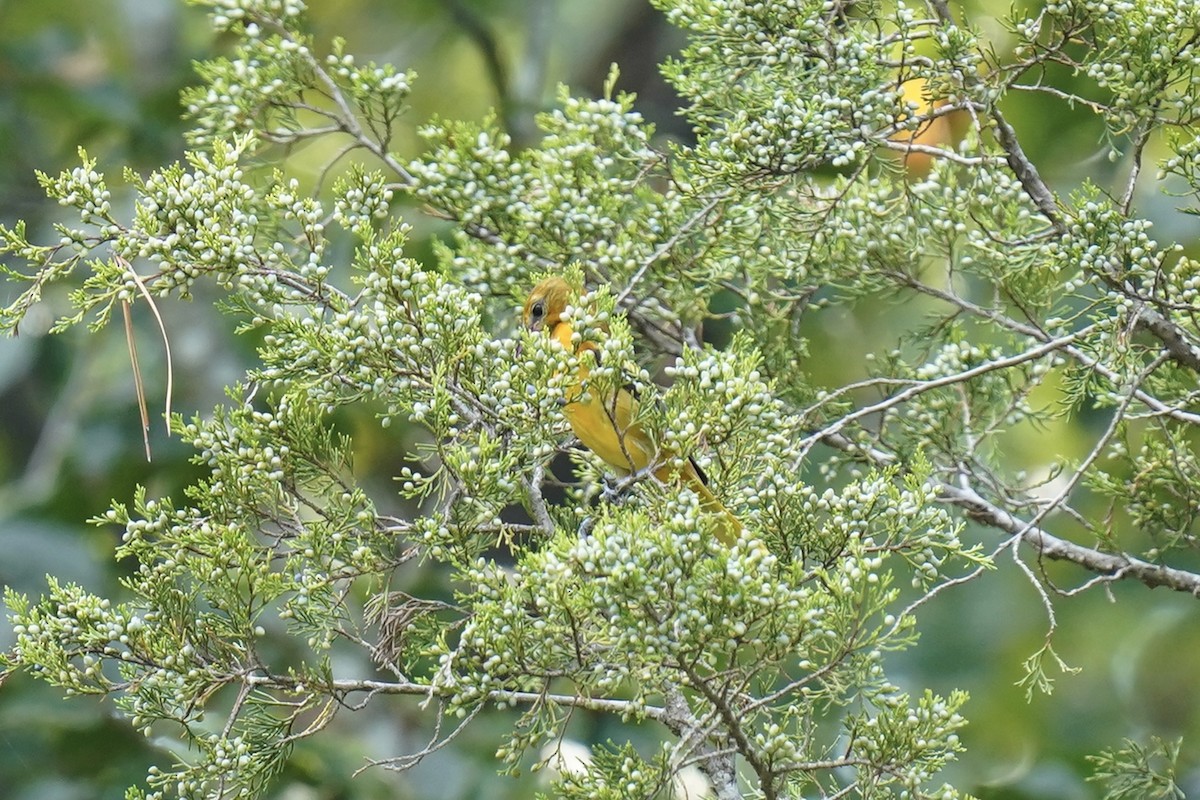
[523,276,741,545]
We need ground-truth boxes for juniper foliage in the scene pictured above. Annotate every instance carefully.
[2,0,1198,798]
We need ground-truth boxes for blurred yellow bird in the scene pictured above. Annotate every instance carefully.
[523,276,741,545]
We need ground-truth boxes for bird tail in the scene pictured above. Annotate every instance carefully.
[674,460,742,546]
[694,480,743,546]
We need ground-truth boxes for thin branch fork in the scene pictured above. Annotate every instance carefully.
[661,687,743,800]
[923,4,1200,376]
[939,484,1200,595]
[241,673,667,720]
[793,326,1090,469]
[254,0,1200,607]
[1121,292,1200,373]
[818,430,1200,596]
[893,273,1200,426]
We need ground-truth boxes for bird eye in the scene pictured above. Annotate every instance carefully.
[532,302,545,319]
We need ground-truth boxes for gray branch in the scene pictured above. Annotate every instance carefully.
[939,485,1200,595]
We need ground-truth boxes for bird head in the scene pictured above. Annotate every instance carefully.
[523,276,574,333]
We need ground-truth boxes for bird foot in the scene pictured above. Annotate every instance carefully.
[601,474,637,504]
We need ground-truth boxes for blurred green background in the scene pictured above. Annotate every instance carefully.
[1,1,1198,798]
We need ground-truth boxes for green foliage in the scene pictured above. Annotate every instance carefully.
[1088,736,1187,800]
[657,0,903,176]
[537,742,677,800]
[1033,0,1200,139]
[3,392,395,798]
[1015,641,1081,701]
[4,0,1200,798]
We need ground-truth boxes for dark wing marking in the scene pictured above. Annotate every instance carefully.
[688,454,710,486]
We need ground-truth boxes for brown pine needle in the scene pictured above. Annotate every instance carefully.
[122,300,152,461]
[116,255,175,461]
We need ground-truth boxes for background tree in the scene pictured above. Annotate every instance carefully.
[2,1,1199,799]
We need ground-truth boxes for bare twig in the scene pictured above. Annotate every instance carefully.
[893,273,1200,425]
[989,107,1064,229]
[1013,354,1163,550]
[877,138,993,166]
[794,327,1089,469]
[661,687,742,800]
[242,673,667,720]
[615,192,730,307]
[818,430,1200,595]
[526,460,556,536]
[939,484,1200,595]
